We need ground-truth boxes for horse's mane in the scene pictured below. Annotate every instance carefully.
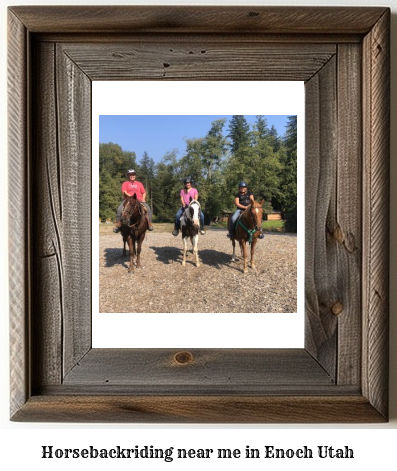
[189,199,200,208]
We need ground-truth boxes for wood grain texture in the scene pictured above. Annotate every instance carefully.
[362,9,390,419]
[9,6,387,34]
[8,10,30,419]
[304,57,338,378]
[59,42,335,81]
[62,349,334,392]
[11,396,385,424]
[335,44,362,386]
[8,6,390,423]
[55,44,92,376]
[31,42,92,388]
[304,43,363,385]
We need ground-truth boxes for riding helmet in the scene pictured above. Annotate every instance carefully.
[238,181,248,188]
[127,169,136,176]
[184,176,193,184]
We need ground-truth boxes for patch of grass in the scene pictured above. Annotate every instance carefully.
[99,220,285,235]
[262,219,285,232]
[209,220,285,232]
[99,223,114,235]
[99,222,174,235]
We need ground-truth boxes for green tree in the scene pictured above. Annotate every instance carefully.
[253,115,269,141]
[279,116,298,232]
[138,151,155,211]
[228,115,251,155]
[99,143,137,221]
[152,150,181,222]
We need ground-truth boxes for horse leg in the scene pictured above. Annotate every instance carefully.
[192,235,200,267]
[240,240,248,273]
[250,238,258,269]
[127,236,135,273]
[135,233,145,268]
[231,238,236,262]
[182,237,187,266]
[122,234,127,257]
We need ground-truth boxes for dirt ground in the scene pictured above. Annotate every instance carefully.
[99,228,297,313]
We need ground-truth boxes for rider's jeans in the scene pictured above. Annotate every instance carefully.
[229,209,242,232]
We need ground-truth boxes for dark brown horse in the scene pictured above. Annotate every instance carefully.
[229,199,264,273]
[120,194,148,273]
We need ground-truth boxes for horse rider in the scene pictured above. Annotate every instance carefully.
[172,176,206,236]
[113,169,154,233]
[227,181,265,239]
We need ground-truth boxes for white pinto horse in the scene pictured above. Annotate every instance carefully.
[180,199,201,267]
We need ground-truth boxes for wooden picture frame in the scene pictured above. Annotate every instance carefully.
[8,6,390,423]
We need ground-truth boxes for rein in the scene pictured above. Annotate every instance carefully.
[122,201,145,232]
[237,205,262,244]
[237,219,257,244]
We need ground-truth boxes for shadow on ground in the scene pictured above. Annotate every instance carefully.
[104,247,128,268]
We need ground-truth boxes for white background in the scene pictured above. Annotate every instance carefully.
[1,0,396,470]
[92,81,305,348]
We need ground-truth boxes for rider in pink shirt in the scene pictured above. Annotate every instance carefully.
[172,176,205,236]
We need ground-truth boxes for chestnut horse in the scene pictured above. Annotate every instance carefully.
[229,199,264,273]
[120,194,148,273]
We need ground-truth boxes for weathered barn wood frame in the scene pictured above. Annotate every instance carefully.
[8,6,390,423]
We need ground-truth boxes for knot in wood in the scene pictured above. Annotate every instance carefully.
[174,351,194,365]
[331,302,344,316]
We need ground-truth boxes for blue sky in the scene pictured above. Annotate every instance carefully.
[99,115,291,164]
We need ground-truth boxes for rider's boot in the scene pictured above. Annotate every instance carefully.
[146,215,154,231]
[172,226,179,236]
[200,226,206,235]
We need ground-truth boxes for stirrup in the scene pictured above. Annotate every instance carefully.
[113,227,121,233]
[200,229,206,235]
[148,224,154,231]
[172,229,179,236]
[259,233,264,239]
[227,233,232,238]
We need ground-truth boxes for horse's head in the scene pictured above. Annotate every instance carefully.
[120,194,140,226]
[250,199,264,232]
[188,200,201,228]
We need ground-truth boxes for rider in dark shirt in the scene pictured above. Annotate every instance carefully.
[227,181,264,239]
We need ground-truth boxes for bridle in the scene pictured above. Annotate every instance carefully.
[249,203,263,232]
[184,200,200,227]
[121,198,144,230]
[237,203,263,244]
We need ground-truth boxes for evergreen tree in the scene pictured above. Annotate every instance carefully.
[253,115,269,141]
[228,115,251,154]
[138,151,155,211]
[279,116,298,232]
[268,125,281,152]
[152,150,181,222]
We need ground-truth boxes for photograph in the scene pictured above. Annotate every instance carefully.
[98,114,298,314]
[92,82,304,349]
